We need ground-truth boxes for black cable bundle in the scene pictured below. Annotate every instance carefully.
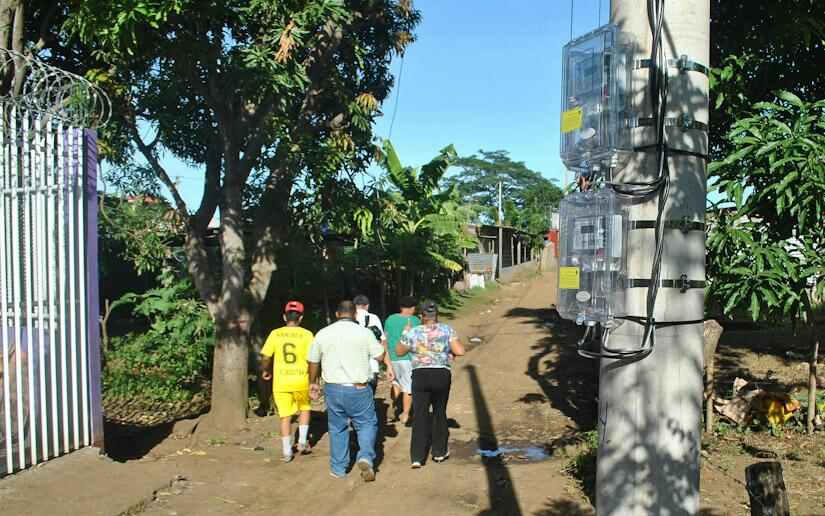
[578,0,669,361]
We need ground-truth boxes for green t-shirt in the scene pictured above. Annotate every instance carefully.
[384,314,421,361]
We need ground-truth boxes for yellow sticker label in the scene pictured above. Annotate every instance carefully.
[560,107,583,133]
[558,266,581,289]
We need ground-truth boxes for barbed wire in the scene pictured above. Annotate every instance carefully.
[0,48,111,128]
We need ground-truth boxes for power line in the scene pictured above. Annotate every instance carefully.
[387,54,405,141]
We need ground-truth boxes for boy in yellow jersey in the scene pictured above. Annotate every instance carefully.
[260,301,314,463]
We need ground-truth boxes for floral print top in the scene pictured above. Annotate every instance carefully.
[400,323,458,370]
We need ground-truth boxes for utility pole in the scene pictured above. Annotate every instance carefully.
[497,181,503,279]
[597,1,708,515]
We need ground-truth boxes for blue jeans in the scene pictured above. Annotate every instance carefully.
[324,383,378,475]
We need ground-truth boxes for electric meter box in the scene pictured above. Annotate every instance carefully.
[560,24,633,172]
[556,189,629,325]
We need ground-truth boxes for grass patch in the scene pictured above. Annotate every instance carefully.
[437,283,500,320]
[563,430,598,506]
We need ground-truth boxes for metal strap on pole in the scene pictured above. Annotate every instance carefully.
[624,276,706,292]
[631,115,708,132]
[635,54,709,75]
[629,219,705,232]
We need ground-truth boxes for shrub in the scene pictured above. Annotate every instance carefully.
[103,270,214,402]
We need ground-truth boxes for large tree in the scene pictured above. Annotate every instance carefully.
[65,0,419,429]
[446,150,562,237]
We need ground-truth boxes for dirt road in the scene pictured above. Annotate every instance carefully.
[131,271,596,516]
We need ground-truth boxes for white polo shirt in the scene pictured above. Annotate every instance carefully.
[307,320,385,385]
[356,309,385,375]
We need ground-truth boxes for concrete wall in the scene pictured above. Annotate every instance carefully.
[498,259,538,283]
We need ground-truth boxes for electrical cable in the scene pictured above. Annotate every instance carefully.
[583,0,670,361]
[387,54,405,141]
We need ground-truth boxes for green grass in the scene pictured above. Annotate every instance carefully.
[563,430,598,506]
[436,283,500,320]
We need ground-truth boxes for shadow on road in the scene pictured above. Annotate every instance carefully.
[504,307,597,431]
[467,364,523,516]
[533,499,594,516]
[104,421,173,462]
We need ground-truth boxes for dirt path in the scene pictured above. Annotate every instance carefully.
[134,271,596,516]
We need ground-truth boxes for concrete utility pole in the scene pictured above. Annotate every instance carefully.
[597,1,708,515]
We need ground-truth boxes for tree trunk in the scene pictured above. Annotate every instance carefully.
[322,283,331,325]
[379,274,387,318]
[807,329,820,435]
[206,178,251,431]
[208,325,250,430]
[704,319,723,433]
[745,462,790,516]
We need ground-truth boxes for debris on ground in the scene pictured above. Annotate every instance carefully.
[714,377,801,427]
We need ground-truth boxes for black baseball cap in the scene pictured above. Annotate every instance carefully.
[353,294,370,306]
[421,299,438,317]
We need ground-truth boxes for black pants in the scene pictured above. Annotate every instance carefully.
[410,367,451,463]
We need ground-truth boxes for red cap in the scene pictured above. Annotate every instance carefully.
[284,301,304,314]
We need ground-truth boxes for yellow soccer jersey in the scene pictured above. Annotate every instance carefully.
[260,326,314,393]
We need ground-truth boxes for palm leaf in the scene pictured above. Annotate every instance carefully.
[419,144,457,193]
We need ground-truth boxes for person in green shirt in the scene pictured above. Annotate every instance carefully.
[384,296,420,424]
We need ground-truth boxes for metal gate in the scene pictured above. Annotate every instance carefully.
[0,51,106,476]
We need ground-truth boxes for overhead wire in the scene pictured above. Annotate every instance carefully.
[387,54,405,141]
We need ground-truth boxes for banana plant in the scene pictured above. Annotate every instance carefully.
[354,140,476,286]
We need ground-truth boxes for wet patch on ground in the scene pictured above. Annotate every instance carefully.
[449,439,554,464]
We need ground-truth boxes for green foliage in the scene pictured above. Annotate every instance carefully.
[563,430,598,505]
[353,140,476,294]
[446,150,562,242]
[710,1,825,159]
[99,196,183,276]
[104,270,214,402]
[708,94,825,323]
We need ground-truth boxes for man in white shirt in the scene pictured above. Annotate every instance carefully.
[353,294,394,391]
[308,300,386,482]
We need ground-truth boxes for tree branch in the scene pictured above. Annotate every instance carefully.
[193,138,221,231]
[244,21,349,310]
[130,122,189,217]
[32,2,59,53]
[247,152,292,308]
[130,119,221,315]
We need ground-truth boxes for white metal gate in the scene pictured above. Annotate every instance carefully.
[0,51,105,476]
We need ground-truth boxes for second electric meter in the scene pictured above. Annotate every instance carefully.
[556,188,629,325]
[560,24,632,174]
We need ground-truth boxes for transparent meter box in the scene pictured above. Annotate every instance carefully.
[556,188,629,325]
[560,24,633,172]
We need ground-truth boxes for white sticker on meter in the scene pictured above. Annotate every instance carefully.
[573,216,605,250]
[576,291,591,302]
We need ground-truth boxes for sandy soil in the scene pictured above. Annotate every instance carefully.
[104,271,825,516]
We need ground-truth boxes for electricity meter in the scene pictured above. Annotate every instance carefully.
[560,24,633,174]
[556,188,629,325]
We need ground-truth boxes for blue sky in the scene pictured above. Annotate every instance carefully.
[151,0,610,210]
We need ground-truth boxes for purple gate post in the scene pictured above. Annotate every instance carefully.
[83,129,103,449]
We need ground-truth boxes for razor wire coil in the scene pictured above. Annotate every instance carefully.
[0,49,111,128]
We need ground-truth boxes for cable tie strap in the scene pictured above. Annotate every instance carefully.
[629,218,705,233]
[618,315,705,328]
[632,115,708,132]
[624,276,705,292]
[634,55,710,76]
[633,143,709,161]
